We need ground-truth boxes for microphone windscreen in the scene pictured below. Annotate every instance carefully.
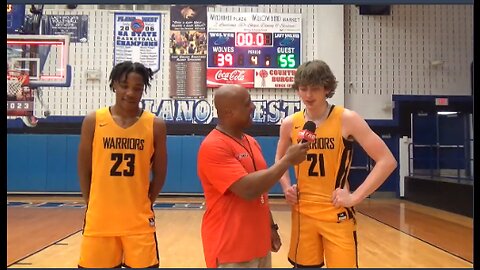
[298,121,316,143]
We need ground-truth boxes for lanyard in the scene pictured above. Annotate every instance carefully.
[215,128,257,171]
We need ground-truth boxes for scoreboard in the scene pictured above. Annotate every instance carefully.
[209,32,299,69]
[207,12,302,88]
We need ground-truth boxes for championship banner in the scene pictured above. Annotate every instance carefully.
[169,5,207,98]
[114,12,162,73]
[207,12,302,88]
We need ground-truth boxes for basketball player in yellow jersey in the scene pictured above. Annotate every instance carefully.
[77,61,167,268]
[275,60,397,268]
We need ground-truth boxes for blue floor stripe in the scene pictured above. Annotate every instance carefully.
[7,201,30,207]
[153,203,175,209]
[37,202,65,208]
[7,201,204,210]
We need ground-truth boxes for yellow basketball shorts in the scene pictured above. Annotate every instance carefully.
[288,210,358,268]
[78,233,159,268]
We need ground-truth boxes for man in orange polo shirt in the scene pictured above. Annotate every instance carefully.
[197,84,309,268]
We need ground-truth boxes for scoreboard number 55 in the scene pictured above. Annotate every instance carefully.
[278,54,296,68]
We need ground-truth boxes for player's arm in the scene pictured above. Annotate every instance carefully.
[149,117,168,205]
[77,111,96,205]
[333,110,397,207]
[274,115,298,204]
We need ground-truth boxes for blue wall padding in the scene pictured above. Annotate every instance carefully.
[7,134,399,195]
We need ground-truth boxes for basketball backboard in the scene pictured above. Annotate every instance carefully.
[7,34,72,88]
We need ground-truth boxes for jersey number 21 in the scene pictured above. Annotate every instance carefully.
[307,153,325,177]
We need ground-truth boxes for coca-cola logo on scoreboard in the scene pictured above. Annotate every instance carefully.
[207,68,254,88]
[215,69,246,81]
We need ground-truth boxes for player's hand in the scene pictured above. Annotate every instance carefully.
[332,188,357,208]
[284,184,298,205]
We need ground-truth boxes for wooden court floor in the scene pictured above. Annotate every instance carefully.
[7,196,473,268]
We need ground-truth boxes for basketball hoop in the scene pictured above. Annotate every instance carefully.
[7,69,38,127]
[7,70,30,100]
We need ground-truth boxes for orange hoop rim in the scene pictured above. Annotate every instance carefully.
[7,69,29,76]
[7,69,30,85]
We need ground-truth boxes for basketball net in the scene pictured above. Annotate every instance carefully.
[7,70,30,99]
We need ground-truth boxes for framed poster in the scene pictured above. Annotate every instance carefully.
[169,5,207,98]
[114,12,162,73]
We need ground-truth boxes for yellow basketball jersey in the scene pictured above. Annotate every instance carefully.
[84,107,156,236]
[290,105,355,223]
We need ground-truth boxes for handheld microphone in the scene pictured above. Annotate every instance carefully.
[298,121,316,143]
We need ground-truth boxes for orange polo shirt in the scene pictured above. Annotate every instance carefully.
[197,129,271,268]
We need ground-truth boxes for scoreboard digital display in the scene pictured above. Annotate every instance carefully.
[209,32,299,69]
[207,12,302,88]
[235,32,273,47]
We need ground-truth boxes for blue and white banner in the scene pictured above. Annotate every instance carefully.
[141,98,301,124]
[114,12,162,73]
[42,15,89,43]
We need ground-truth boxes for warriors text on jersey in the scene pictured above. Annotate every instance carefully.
[290,105,355,222]
[83,107,156,236]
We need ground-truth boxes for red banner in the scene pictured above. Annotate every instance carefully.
[207,68,255,88]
